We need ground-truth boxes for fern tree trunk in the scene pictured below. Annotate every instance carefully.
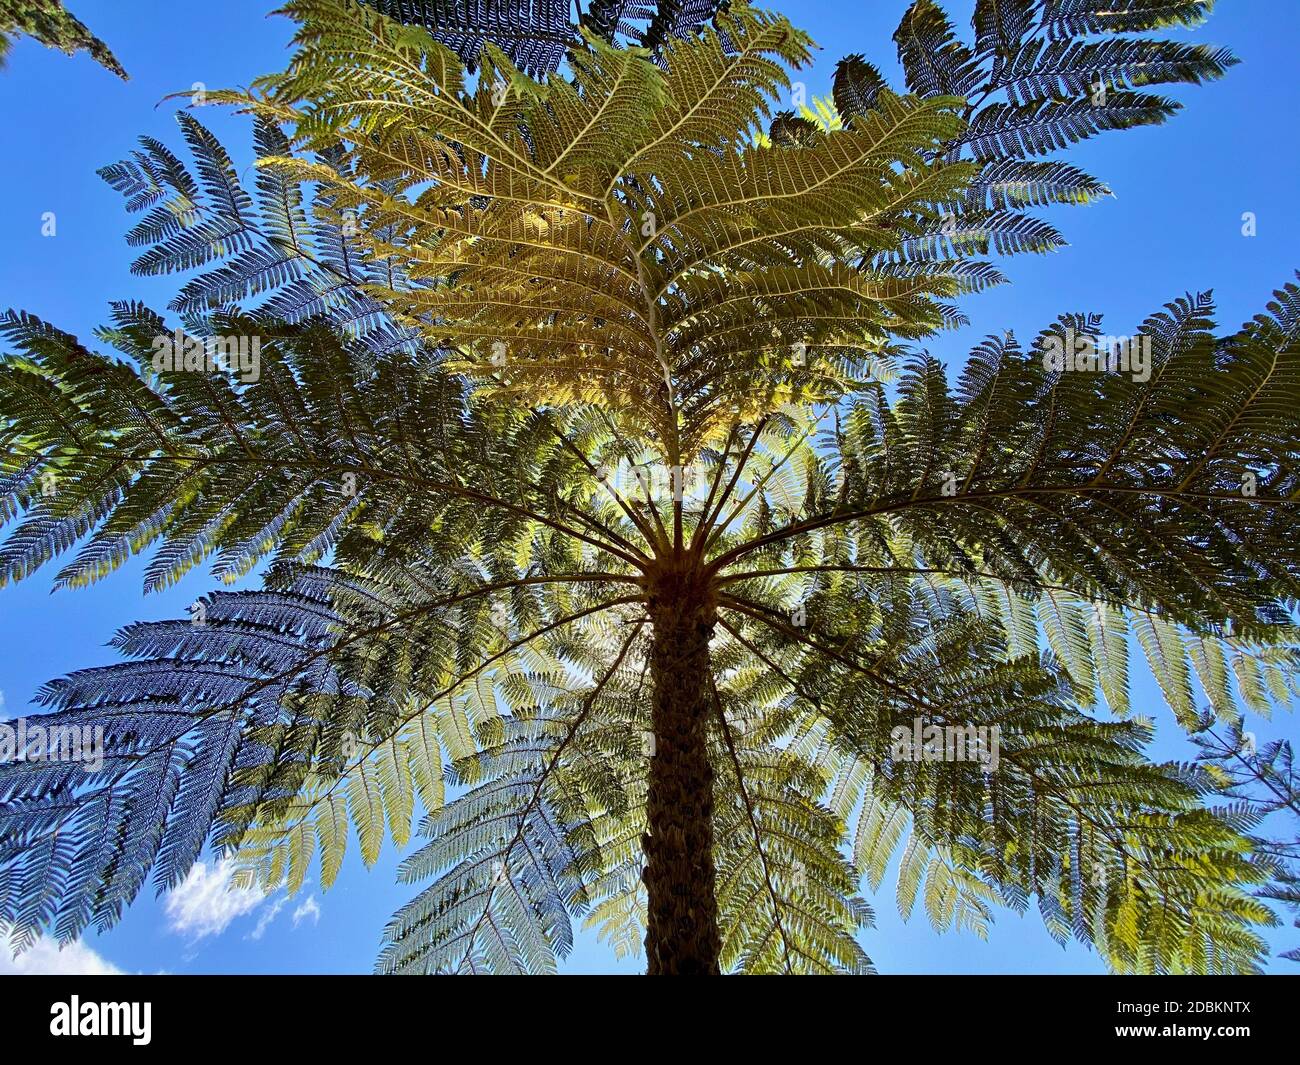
[643,569,722,975]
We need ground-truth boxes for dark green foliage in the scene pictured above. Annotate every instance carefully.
[98,115,424,354]
[0,0,125,78]
[357,0,724,75]
[824,0,1236,279]
[359,0,577,75]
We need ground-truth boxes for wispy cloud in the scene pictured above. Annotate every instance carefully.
[163,859,268,940]
[248,897,286,941]
[292,895,321,929]
[1,925,122,975]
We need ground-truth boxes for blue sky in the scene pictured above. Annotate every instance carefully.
[0,0,1296,975]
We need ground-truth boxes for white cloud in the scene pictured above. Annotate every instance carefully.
[0,926,122,975]
[247,897,286,941]
[291,895,321,929]
[163,859,268,940]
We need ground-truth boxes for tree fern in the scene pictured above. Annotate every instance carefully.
[0,0,1294,976]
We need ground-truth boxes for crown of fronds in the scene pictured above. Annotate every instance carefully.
[205,0,983,461]
[3,276,1297,970]
[0,0,1295,975]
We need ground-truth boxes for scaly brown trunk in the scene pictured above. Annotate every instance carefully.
[643,574,721,975]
